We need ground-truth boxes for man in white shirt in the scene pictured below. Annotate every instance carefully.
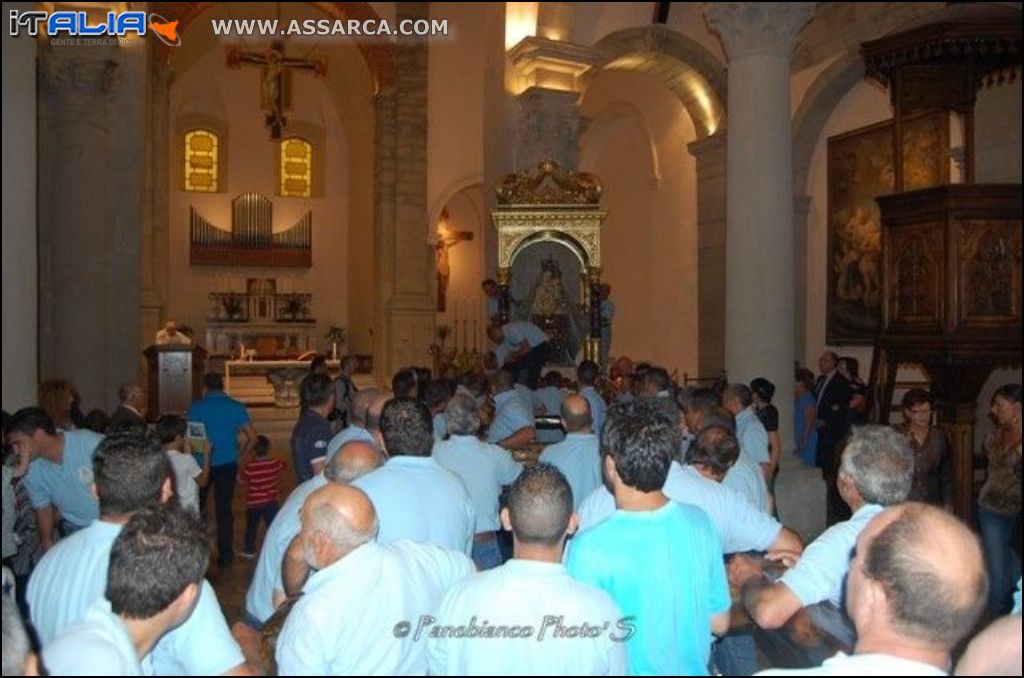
[247,440,382,626]
[539,395,602,511]
[730,426,914,630]
[43,505,208,676]
[26,427,250,675]
[428,463,627,676]
[275,483,475,675]
[155,320,191,346]
[352,398,475,554]
[2,597,39,677]
[433,394,522,570]
[487,370,536,449]
[759,503,988,676]
[157,415,208,515]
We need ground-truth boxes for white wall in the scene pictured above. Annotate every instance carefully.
[580,69,699,375]
[167,47,350,352]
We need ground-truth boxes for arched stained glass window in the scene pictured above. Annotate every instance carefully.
[184,129,218,192]
[280,137,312,198]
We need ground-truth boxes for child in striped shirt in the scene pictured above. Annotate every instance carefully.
[238,435,286,557]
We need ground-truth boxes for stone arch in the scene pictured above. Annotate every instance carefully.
[584,25,727,138]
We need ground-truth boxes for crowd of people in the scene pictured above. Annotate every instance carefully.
[1,335,1020,676]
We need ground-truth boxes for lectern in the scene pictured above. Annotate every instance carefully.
[143,344,208,419]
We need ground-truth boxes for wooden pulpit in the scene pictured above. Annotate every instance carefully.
[143,344,208,420]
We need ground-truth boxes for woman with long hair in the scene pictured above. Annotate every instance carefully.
[37,379,77,431]
[978,383,1022,615]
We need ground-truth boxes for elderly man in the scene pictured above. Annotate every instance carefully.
[246,440,382,626]
[26,427,251,675]
[433,394,522,570]
[731,425,914,631]
[539,394,602,511]
[155,320,191,346]
[760,503,988,676]
[43,506,209,676]
[428,464,626,675]
[353,398,475,554]
[5,407,102,550]
[108,384,146,432]
[275,484,475,675]
[566,399,731,675]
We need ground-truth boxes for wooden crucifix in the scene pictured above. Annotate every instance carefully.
[226,40,327,140]
[436,224,474,312]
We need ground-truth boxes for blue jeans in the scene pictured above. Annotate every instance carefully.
[471,536,503,571]
[978,506,1023,615]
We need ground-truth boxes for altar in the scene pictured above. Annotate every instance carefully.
[225,358,340,407]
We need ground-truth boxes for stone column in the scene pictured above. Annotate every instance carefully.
[705,2,815,447]
[706,2,817,536]
[38,40,146,411]
[2,6,37,410]
[373,2,435,381]
[687,132,728,378]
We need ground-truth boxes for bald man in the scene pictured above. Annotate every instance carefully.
[759,503,988,676]
[428,464,626,675]
[539,395,602,511]
[275,484,474,675]
[244,440,382,628]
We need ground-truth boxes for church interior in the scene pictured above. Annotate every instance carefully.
[2,1,1022,675]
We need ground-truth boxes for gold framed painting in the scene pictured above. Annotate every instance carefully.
[826,111,948,344]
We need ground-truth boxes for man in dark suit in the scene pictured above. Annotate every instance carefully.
[107,383,147,432]
[815,351,852,526]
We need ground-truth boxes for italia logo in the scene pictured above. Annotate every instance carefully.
[8,10,182,47]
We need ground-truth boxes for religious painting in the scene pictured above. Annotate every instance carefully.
[826,111,947,344]
[509,243,585,365]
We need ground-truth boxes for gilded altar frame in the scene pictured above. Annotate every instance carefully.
[491,161,607,364]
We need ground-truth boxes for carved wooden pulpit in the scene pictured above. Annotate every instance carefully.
[863,5,1023,522]
[143,344,208,419]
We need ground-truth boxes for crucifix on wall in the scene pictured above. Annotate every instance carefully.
[436,210,474,312]
[226,40,327,139]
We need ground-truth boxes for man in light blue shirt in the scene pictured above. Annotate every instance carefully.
[723,384,771,469]
[276,484,475,675]
[730,425,914,630]
[539,395,602,511]
[352,398,475,554]
[577,360,608,437]
[487,370,536,448]
[5,407,101,550]
[428,464,627,676]
[43,505,209,677]
[27,428,249,675]
[433,394,523,569]
[245,440,382,626]
[488,320,552,389]
[187,372,256,567]
[566,399,731,675]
